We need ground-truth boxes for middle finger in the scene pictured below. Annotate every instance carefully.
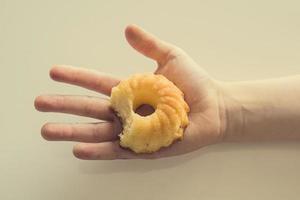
[41,122,121,142]
[35,95,114,120]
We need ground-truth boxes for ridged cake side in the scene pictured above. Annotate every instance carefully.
[110,74,189,153]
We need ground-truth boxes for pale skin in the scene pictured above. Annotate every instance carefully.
[34,25,300,160]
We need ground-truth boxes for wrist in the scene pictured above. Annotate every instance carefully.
[216,81,246,142]
[216,76,300,142]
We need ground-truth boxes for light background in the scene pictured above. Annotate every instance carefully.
[0,0,300,199]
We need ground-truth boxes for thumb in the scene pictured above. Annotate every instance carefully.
[125,24,175,65]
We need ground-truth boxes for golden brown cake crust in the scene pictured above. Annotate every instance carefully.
[110,74,189,153]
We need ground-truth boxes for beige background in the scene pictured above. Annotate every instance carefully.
[1,0,300,199]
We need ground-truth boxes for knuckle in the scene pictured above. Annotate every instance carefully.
[92,124,101,141]
[168,46,185,58]
[55,96,66,110]
[62,125,74,140]
[82,103,93,116]
[110,143,122,159]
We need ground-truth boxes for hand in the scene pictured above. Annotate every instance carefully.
[34,25,226,160]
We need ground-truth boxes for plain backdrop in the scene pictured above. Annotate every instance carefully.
[0,0,300,199]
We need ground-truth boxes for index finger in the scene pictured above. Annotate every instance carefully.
[50,65,120,96]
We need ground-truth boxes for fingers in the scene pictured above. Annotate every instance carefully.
[71,118,199,160]
[72,141,179,160]
[72,132,198,160]
[125,24,177,65]
[41,122,121,142]
[35,95,114,120]
[73,142,131,160]
[50,65,120,96]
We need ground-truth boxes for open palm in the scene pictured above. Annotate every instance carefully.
[35,25,225,160]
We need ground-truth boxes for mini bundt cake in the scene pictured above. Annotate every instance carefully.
[110,74,189,153]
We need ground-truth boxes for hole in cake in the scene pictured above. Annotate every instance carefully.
[134,104,155,116]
